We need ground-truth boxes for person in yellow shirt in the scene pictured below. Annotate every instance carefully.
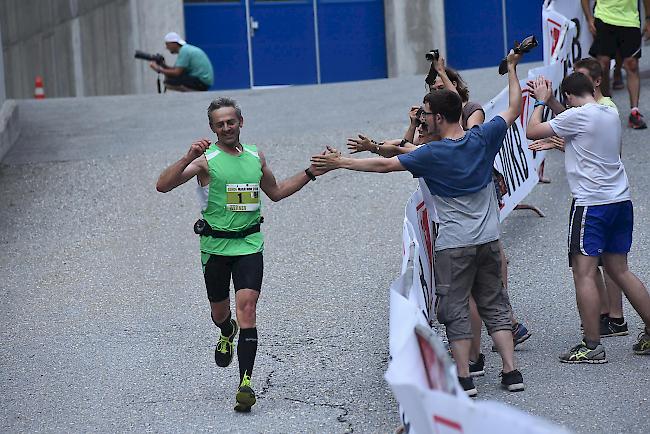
[581,0,650,129]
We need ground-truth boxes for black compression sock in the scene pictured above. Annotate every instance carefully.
[238,327,258,382]
[584,339,600,350]
[610,316,625,325]
[213,313,234,337]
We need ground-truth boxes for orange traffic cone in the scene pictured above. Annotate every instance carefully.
[34,76,45,99]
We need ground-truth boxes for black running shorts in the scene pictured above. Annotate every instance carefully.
[202,252,263,302]
[589,18,642,59]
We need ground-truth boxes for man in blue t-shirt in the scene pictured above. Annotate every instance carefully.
[149,32,214,92]
[312,52,525,397]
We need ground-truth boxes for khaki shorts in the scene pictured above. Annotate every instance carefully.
[434,240,512,342]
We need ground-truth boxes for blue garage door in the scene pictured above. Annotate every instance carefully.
[444,0,543,70]
[317,0,387,83]
[249,0,318,86]
[184,0,387,89]
[184,1,250,90]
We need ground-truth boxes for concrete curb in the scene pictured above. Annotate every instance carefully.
[0,100,19,162]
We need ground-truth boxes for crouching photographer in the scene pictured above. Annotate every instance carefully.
[148,32,214,92]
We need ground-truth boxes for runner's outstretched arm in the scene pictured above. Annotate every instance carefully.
[259,151,326,202]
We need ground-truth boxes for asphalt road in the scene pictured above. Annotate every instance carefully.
[1,57,649,433]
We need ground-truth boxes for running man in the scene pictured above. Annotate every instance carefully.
[581,0,650,129]
[156,97,328,412]
[527,72,650,362]
[312,51,526,396]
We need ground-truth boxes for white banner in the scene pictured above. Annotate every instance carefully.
[482,84,540,221]
[543,0,594,69]
[387,242,571,434]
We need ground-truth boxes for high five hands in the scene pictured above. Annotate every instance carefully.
[311,146,342,171]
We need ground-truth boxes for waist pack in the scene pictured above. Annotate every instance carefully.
[194,218,263,239]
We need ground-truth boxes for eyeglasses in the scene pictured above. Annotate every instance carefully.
[417,109,434,119]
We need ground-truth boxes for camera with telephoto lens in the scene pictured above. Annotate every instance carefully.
[424,49,440,88]
[425,49,440,62]
[134,50,167,68]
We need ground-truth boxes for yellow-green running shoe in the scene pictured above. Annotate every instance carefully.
[214,319,238,367]
[633,330,650,355]
[559,341,607,364]
[234,373,256,413]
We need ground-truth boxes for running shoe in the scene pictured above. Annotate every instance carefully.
[214,319,238,367]
[469,353,485,377]
[601,317,629,338]
[458,376,477,397]
[500,369,524,392]
[559,341,607,364]
[234,373,256,412]
[491,322,531,352]
[632,330,650,355]
[628,109,647,129]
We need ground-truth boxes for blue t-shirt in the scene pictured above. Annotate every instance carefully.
[397,116,508,198]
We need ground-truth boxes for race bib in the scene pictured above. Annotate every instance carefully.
[226,183,260,211]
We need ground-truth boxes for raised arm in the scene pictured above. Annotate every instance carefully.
[259,151,325,202]
[527,76,565,115]
[435,56,459,96]
[497,52,523,126]
[526,77,558,140]
[404,106,421,143]
[156,138,210,192]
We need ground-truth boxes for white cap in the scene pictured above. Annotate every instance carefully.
[164,32,186,46]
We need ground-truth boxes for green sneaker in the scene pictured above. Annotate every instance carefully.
[214,319,238,367]
[559,341,607,364]
[633,330,650,355]
[234,373,256,413]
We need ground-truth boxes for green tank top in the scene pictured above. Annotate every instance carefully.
[594,0,640,28]
[200,143,264,256]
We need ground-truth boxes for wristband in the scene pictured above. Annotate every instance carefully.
[305,168,316,181]
[399,139,409,147]
[534,100,546,108]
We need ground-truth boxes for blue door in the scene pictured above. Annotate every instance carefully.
[184,0,387,89]
[444,0,543,70]
[317,0,387,83]
[184,1,251,90]
[249,0,318,86]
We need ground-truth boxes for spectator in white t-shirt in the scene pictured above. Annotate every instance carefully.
[526,72,650,361]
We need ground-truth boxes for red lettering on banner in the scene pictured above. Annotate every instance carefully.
[416,201,434,284]
[519,89,531,127]
[433,415,463,433]
[547,18,562,55]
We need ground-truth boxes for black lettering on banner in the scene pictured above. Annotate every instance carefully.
[418,257,432,321]
[498,123,529,195]
[570,18,582,64]
[400,408,411,433]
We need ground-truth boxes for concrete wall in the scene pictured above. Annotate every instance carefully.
[0,18,5,105]
[384,0,446,78]
[1,0,184,99]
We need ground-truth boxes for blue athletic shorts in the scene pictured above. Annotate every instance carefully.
[568,200,633,258]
